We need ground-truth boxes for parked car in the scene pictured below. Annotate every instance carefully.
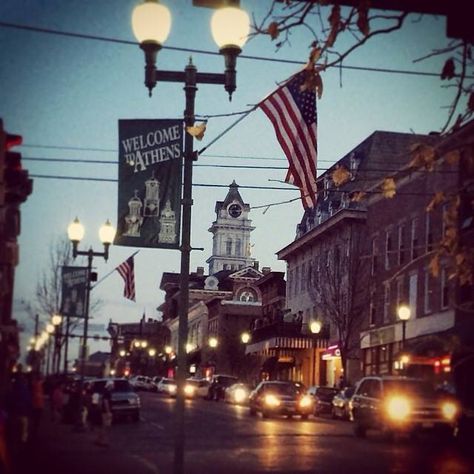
[183,378,210,399]
[350,376,460,438]
[249,380,314,419]
[151,376,163,392]
[156,377,177,397]
[206,375,238,401]
[308,386,339,416]
[88,378,140,422]
[332,387,355,420]
[225,383,252,405]
[129,375,154,391]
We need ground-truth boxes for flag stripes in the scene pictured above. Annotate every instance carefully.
[116,255,136,301]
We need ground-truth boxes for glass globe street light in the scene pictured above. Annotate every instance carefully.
[66,216,114,428]
[52,314,62,326]
[131,3,249,473]
[309,320,322,335]
[241,332,250,344]
[208,336,218,349]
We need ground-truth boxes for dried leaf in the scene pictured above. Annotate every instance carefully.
[300,70,323,99]
[381,177,396,198]
[309,45,322,66]
[350,191,365,202]
[357,1,370,36]
[409,143,437,171]
[428,255,440,278]
[426,191,445,212]
[445,150,460,166]
[331,165,351,187]
[186,122,206,141]
[441,58,455,80]
[267,22,279,40]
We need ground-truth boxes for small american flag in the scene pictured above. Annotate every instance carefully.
[116,254,136,301]
[259,69,318,209]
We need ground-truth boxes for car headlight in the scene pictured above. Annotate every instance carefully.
[386,396,411,421]
[299,395,313,408]
[264,394,281,407]
[184,385,195,396]
[169,385,177,393]
[441,401,458,421]
[234,388,248,403]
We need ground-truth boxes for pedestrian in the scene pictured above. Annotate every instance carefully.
[29,372,45,441]
[90,382,113,447]
[5,365,32,465]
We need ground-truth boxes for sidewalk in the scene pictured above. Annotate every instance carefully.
[10,414,159,474]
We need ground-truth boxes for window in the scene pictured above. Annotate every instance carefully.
[425,213,433,252]
[368,380,382,399]
[385,230,392,270]
[383,283,390,323]
[235,239,241,256]
[396,277,403,310]
[369,298,376,326]
[398,224,406,265]
[424,269,432,314]
[226,238,232,256]
[410,218,418,260]
[409,273,418,319]
[441,267,449,309]
[295,266,300,294]
[301,262,307,292]
[371,237,378,275]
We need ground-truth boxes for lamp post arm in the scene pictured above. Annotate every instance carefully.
[155,69,226,87]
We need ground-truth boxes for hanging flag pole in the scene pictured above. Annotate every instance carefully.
[92,250,140,290]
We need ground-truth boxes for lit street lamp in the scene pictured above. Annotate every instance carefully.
[397,305,411,348]
[67,216,115,427]
[208,336,218,349]
[241,331,250,344]
[131,2,249,473]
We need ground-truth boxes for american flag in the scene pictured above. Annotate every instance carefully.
[259,69,318,209]
[116,255,136,301]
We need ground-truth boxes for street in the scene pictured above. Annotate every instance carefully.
[80,392,473,474]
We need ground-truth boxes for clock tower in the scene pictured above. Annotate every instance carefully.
[206,180,255,275]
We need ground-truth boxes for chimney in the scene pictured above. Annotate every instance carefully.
[262,267,271,275]
[196,266,204,276]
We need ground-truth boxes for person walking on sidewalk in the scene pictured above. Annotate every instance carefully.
[29,372,45,441]
[90,382,113,447]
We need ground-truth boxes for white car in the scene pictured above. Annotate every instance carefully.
[184,378,210,399]
[129,375,154,391]
[157,377,178,397]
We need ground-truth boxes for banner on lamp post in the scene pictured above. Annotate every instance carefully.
[115,119,183,249]
[61,266,88,318]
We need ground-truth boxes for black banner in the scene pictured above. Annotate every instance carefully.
[61,266,88,318]
[115,119,183,249]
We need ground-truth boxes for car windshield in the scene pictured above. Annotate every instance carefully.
[162,379,176,385]
[217,377,238,387]
[266,383,298,396]
[317,388,338,397]
[113,380,132,392]
[384,380,435,397]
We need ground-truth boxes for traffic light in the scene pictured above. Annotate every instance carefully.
[0,119,33,205]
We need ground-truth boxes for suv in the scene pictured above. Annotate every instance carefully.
[206,375,238,401]
[308,386,339,416]
[350,376,459,438]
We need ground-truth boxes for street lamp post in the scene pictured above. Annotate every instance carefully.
[67,217,115,426]
[131,3,249,473]
[397,305,411,349]
[309,320,322,386]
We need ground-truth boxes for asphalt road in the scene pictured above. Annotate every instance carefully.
[18,391,474,474]
[108,392,474,474]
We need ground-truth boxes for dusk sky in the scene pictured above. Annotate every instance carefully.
[0,1,455,361]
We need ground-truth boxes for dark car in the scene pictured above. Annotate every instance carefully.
[88,378,140,422]
[308,386,339,416]
[249,381,314,419]
[206,375,238,401]
[350,376,460,438]
[332,387,355,420]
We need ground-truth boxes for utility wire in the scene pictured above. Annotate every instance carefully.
[28,173,447,197]
[1,21,470,79]
[22,156,458,175]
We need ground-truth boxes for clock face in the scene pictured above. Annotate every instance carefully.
[228,204,242,218]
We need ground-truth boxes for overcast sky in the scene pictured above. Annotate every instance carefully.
[0,0,455,361]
